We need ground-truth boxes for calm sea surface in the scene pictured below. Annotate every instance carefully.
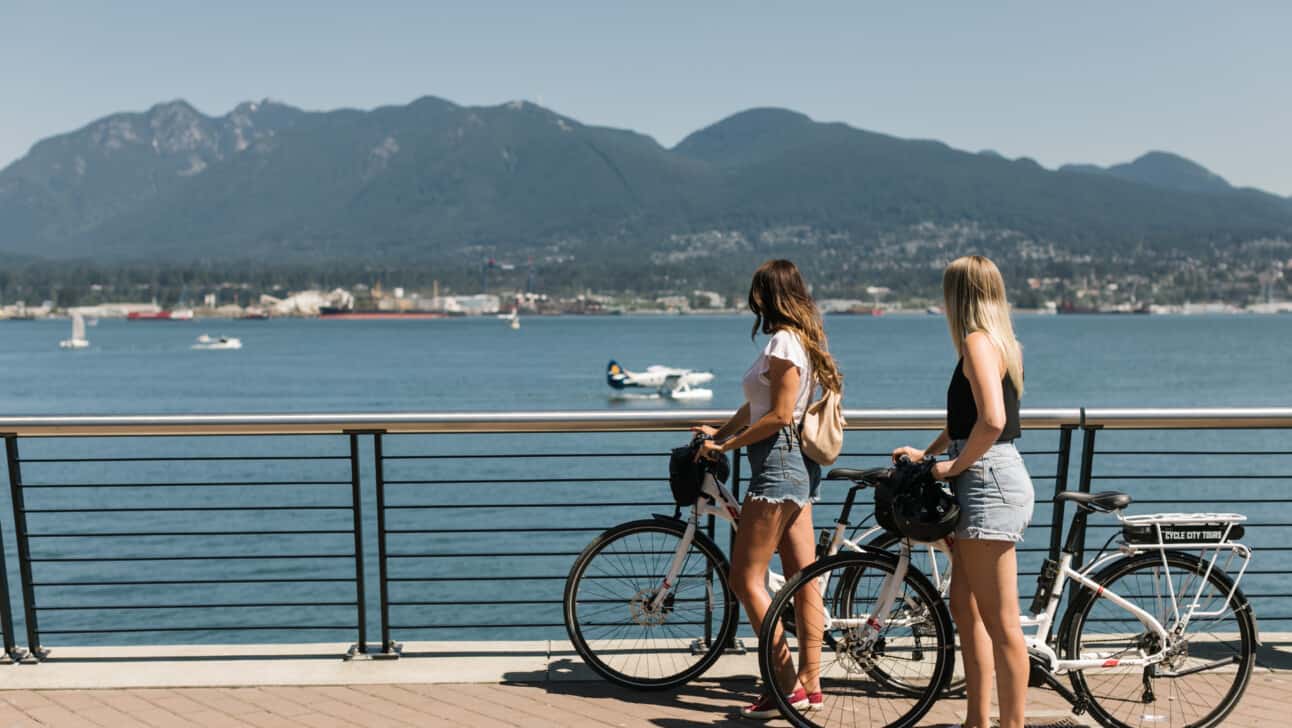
[0,314,1289,645]
[0,313,1287,412]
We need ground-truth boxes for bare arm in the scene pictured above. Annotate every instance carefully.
[936,331,1007,478]
[892,429,950,463]
[714,403,751,441]
[698,358,799,458]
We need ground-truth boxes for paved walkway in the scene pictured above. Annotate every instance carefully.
[1,639,1288,726]
[1,674,1287,727]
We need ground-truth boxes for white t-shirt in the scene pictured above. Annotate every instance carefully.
[742,330,815,424]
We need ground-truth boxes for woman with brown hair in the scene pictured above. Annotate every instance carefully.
[694,259,842,719]
[893,255,1034,728]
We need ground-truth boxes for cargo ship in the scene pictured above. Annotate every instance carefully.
[127,308,194,321]
[317,306,457,320]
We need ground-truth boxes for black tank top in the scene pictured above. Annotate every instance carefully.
[947,358,1021,441]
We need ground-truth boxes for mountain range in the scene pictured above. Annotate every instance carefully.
[1,97,1290,269]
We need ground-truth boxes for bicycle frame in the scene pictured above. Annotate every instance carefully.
[878,508,1254,675]
[650,472,887,614]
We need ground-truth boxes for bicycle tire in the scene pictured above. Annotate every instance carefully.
[1062,551,1256,728]
[563,517,737,690]
[863,531,965,696]
[759,550,954,728]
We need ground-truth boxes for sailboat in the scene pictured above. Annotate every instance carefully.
[498,307,520,330]
[59,312,90,349]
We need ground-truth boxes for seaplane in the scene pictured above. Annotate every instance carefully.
[606,360,714,400]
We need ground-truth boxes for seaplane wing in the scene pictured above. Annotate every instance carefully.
[607,360,714,392]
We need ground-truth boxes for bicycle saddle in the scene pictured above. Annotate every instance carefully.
[1055,490,1132,512]
[825,466,891,484]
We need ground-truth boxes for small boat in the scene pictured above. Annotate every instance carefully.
[499,308,520,329]
[192,334,242,350]
[59,312,90,349]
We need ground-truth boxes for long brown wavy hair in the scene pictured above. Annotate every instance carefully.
[748,259,842,393]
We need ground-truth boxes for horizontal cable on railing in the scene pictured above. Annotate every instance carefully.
[390,623,570,630]
[28,530,352,538]
[386,502,667,509]
[40,626,357,634]
[387,527,611,534]
[37,601,357,611]
[25,506,352,513]
[29,554,355,562]
[1091,474,1292,480]
[383,452,668,460]
[1093,450,1292,456]
[33,578,354,586]
[384,477,659,485]
[19,480,350,488]
[19,455,349,463]
[386,551,582,559]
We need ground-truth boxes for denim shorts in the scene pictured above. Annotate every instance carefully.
[746,427,821,507]
[948,440,1034,542]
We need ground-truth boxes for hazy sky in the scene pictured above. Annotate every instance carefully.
[3,1,1290,194]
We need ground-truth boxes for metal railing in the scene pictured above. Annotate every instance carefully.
[1,431,369,659]
[0,407,1289,660]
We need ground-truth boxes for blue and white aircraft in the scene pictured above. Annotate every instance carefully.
[606,360,714,400]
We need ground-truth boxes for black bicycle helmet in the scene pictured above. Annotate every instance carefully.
[669,437,730,507]
[888,458,960,542]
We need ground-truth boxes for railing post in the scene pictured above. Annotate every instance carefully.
[0,471,20,662]
[725,447,743,652]
[1072,426,1100,569]
[373,433,398,657]
[346,433,368,658]
[5,435,42,659]
[1047,425,1076,562]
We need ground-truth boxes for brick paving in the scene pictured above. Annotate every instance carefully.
[0,672,1286,727]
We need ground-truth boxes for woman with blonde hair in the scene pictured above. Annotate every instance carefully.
[694,259,842,719]
[893,255,1033,728]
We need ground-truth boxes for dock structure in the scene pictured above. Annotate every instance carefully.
[2,408,1291,725]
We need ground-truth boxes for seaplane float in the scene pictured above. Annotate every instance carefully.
[606,360,714,400]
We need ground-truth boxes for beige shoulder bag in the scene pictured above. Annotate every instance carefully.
[800,385,845,465]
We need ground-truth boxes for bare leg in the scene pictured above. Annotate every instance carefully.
[949,539,996,728]
[776,502,821,694]
[957,539,1029,728]
[730,497,801,693]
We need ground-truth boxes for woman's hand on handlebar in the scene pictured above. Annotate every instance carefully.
[891,446,925,464]
[691,425,719,438]
[694,438,724,462]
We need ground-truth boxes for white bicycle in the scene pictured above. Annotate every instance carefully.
[762,472,1258,728]
[562,456,955,722]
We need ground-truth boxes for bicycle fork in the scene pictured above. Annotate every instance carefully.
[650,518,699,612]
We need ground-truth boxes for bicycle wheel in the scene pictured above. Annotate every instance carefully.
[759,551,954,728]
[563,518,737,690]
[864,532,965,696]
[1062,551,1257,728]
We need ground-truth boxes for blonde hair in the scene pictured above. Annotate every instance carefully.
[943,255,1024,395]
[748,259,843,393]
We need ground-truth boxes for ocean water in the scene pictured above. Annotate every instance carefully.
[0,314,1288,646]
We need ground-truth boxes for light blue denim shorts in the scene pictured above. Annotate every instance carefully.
[948,440,1034,542]
[746,427,821,507]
